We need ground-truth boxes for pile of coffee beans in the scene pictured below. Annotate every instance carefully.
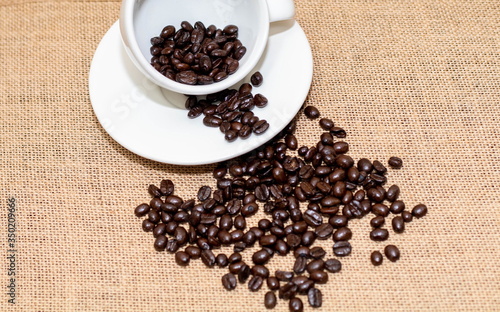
[185,71,269,141]
[150,21,246,85]
[134,104,427,311]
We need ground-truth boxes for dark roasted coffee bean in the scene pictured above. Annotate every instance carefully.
[135,204,150,217]
[260,234,277,246]
[304,105,320,119]
[384,244,400,262]
[248,276,264,292]
[372,160,387,174]
[252,265,270,278]
[370,216,385,228]
[289,297,304,312]
[412,204,428,218]
[357,158,373,173]
[308,288,322,308]
[306,259,325,273]
[293,256,307,274]
[329,215,348,228]
[388,156,403,168]
[216,253,229,267]
[390,200,405,214]
[301,231,316,247]
[166,239,179,253]
[197,185,212,201]
[185,246,201,259]
[310,246,326,259]
[315,223,333,239]
[279,282,298,300]
[253,119,269,134]
[153,235,168,251]
[175,251,190,266]
[267,277,280,290]
[309,270,328,284]
[333,241,352,257]
[392,216,405,233]
[276,270,294,281]
[264,291,277,309]
[250,71,263,87]
[237,264,251,283]
[386,184,400,202]
[333,227,352,242]
[324,258,342,273]
[370,228,389,241]
[372,203,390,217]
[303,209,323,227]
[222,273,237,290]
[319,118,334,130]
[371,250,383,266]
[402,211,413,222]
[201,249,216,267]
[252,249,271,265]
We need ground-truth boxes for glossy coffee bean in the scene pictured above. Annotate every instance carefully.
[264,291,277,309]
[308,287,322,308]
[384,245,400,262]
[289,297,304,312]
[370,228,389,241]
[333,241,352,257]
[412,204,428,218]
[304,106,320,119]
[324,258,342,273]
[392,216,405,233]
[388,156,403,168]
[221,273,237,290]
[370,250,383,266]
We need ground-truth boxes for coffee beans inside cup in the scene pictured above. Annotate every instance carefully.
[150,21,247,85]
[134,104,428,310]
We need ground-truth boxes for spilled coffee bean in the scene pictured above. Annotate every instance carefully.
[133,103,428,310]
[186,76,269,142]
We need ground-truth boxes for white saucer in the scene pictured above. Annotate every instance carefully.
[89,20,313,165]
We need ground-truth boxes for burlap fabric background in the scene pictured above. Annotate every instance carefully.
[1,0,499,311]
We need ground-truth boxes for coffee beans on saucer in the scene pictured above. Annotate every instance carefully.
[134,103,428,310]
[150,21,247,85]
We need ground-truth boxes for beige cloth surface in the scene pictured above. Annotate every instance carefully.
[1,0,499,311]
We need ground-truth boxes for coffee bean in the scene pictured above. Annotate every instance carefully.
[392,216,405,233]
[253,119,269,134]
[264,291,277,309]
[154,235,168,251]
[388,156,403,168]
[306,259,325,273]
[333,241,352,257]
[175,251,190,266]
[390,200,405,214]
[370,216,385,228]
[324,258,342,273]
[222,273,237,290]
[309,270,328,284]
[319,118,334,130]
[289,297,304,312]
[252,249,271,265]
[238,264,251,282]
[216,253,229,267]
[201,249,216,267]
[333,227,352,242]
[279,282,298,300]
[384,245,400,262]
[386,184,400,202]
[248,276,264,292]
[329,215,348,228]
[402,211,413,222]
[308,288,322,308]
[135,203,150,217]
[310,246,326,259]
[370,250,383,266]
[412,204,428,218]
[276,270,294,281]
[267,277,280,290]
[315,223,333,239]
[370,228,389,241]
[293,256,307,274]
[250,71,263,87]
[373,160,387,174]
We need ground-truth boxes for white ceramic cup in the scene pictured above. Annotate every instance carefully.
[120,0,295,96]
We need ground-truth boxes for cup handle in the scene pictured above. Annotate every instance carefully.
[266,0,295,23]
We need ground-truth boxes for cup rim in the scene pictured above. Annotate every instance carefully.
[119,0,270,96]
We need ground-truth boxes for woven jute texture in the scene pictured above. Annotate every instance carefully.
[1,0,499,311]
